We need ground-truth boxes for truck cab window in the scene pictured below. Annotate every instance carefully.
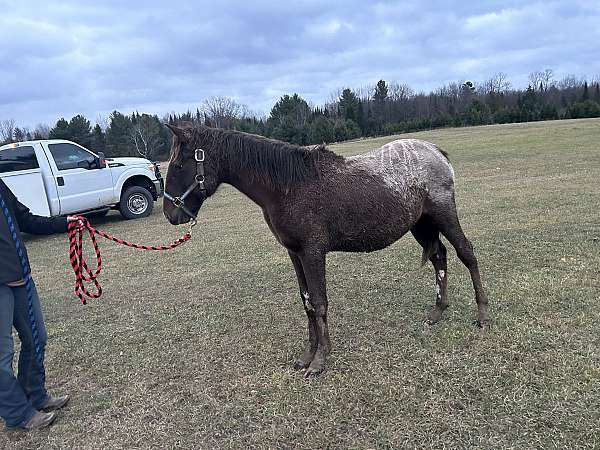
[0,146,40,173]
[48,143,96,170]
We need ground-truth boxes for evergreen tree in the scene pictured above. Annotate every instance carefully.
[49,118,71,140]
[518,86,543,121]
[356,99,366,132]
[309,115,335,144]
[373,80,389,102]
[459,81,476,108]
[582,81,589,101]
[68,114,93,148]
[567,100,600,119]
[463,100,491,125]
[105,111,133,157]
[13,127,25,142]
[338,88,360,122]
[90,124,106,154]
[344,119,361,139]
[372,80,390,131]
[268,94,311,145]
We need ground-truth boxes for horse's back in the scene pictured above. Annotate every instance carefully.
[345,138,454,194]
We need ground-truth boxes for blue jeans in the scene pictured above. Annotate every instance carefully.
[0,281,48,428]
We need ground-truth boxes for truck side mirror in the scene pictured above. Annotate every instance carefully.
[97,152,107,168]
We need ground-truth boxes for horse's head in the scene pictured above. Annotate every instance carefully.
[163,124,218,225]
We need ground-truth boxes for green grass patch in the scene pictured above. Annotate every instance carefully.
[2,118,599,448]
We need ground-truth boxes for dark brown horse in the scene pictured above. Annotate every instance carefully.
[163,124,489,376]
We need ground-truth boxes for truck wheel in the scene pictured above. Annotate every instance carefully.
[119,186,154,219]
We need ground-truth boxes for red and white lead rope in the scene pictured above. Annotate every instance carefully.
[67,216,193,304]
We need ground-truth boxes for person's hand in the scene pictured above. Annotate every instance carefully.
[67,216,80,222]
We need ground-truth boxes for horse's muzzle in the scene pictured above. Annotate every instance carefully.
[164,207,192,225]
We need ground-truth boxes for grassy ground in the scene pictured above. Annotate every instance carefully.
[2,118,599,449]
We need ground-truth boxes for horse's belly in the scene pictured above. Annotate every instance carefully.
[328,215,415,253]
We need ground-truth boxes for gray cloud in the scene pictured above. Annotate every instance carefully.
[1,0,599,127]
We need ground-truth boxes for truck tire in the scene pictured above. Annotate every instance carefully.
[119,186,154,219]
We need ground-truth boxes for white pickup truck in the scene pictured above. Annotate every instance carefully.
[0,139,163,219]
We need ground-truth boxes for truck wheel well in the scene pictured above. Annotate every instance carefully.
[121,176,157,200]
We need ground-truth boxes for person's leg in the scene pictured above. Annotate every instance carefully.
[12,281,49,410]
[0,285,37,428]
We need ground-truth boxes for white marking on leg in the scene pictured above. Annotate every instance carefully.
[436,283,441,299]
[302,291,314,311]
[438,269,445,281]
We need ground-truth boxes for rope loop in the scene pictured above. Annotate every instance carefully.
[68,216,192,304]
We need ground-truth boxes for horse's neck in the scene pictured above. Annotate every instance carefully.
[224,171,278,209]
[216,137,305,209]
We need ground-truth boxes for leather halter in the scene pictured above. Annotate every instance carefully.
[164,148,206,223]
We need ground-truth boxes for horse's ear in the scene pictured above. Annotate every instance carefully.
[165,124,187,141]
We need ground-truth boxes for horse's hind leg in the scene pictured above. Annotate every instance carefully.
[411,218,448,324]
[430,198,489,328]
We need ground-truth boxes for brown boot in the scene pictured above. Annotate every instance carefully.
[41,394,70,412]
[22,411,58,430]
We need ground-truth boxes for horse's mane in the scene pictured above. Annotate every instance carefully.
[182,124,341,188]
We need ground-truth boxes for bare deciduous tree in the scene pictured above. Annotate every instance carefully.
[0,119,16,144]
[15,127,32,142]
[388,82,414,101]
[529,69,553,91]
[557,74,582,90]
[33,123,50,139]
[95,114,109,131]
[202,96,247,129]
[327,88,343,107]
[542,69,554,89]
[130,114,164,161]
[354,85,374,102]
[529,70,543,90]
[482,72,512,94]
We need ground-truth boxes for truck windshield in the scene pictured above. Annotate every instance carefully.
[0,146,40,173]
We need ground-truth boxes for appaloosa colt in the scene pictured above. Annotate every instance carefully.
[163,124,489,376]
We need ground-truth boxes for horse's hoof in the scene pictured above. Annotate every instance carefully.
[303,356,326,377]
[426,309,444,325]
[304,366,324,378]
[293,359,309,371]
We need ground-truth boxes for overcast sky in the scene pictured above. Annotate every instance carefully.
[1,0,599,128]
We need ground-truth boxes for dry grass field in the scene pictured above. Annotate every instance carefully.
[2,118,599,449]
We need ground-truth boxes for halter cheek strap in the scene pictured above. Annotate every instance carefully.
[164,148,207,221]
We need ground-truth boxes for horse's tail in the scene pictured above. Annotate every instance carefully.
[437,148,450,161]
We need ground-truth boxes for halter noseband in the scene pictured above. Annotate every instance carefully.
[164,148,206,222]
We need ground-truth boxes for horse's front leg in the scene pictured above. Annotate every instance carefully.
[288,251,318,370]
[298,249,330,377]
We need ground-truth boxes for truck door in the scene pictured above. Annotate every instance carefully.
[0,143,52,215]
[45,142,114,214]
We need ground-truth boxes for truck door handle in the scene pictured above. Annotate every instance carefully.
[57,177,65,186]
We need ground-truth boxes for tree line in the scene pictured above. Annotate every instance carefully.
[2,70,599,161]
